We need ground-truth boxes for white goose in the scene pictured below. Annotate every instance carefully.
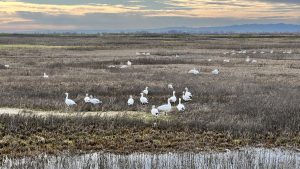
[177,98,185,111]
[120,65,128,69]
[142,87,149,95]
[212,69,219,75]
[169,91,177,104]
[140,93,148,104]
[157,99,172,115]
[4,65,9,68]
[127,61,132,66]
[188,68,199,75]
[184,87,192,98]
[251,59,257,63]
[245,56,250,63]
[89,95,102,105]
[65,93,76,107]
[151,105,159,117]
[43,73,49,78]
[168,83,173,89]
[127,95,134,106]
[223,59,230,63]
[182,91,192,101]
[84,94,90,103]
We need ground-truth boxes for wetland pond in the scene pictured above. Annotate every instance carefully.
[1,147,300,169]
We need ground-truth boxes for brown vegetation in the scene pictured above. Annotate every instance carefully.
[0,34,300,157]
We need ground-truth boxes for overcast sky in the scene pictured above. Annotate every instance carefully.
[1,0,299,32]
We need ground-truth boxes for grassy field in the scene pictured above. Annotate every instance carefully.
[0,34,300,157]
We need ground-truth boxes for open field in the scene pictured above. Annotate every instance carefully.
[0,34,300,158]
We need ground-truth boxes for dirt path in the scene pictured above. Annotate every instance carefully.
[0,107,146,118]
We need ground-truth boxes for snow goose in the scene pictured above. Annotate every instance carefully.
[157,99,172,115]
[270,50,273,54]
[169,91,177,104]
[208,59,212,62]
[108,65,116,68]
[151,105,159,117]
[127,95,134,106]
[177,98,185,111]
[251,59,257,63]
[142,87,149,95]
[89,95,102,105]
[245,56,250,63]
[65,93,76,107]
[43,73,49,78]
[223,59,230,63]
[84,94,90,103]
[184,87,192,98]
[4,65,9,68]
[120,65,128,69]
[127,61,132,66]
[188,68,199,75]
[168,83,173,89]
[140,93,148,104]
[182,91,192,101]
[212,69,219,75]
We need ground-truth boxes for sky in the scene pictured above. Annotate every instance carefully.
[0,0,300,32]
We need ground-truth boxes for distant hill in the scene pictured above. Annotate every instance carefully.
[5,23,300,34]
[146,23,300,34]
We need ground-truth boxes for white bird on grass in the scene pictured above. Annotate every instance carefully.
[223,59,230,63]
[43,73,49,78]
[127,61,132,66]
[177,98,185,111]
[168,83,173,89]
[157,99,172,115]
[120,65,128,69]
[270,50,273,54]
[151,105,159,117]
[84,94,90,103]
[208,59,212,62]
[65,93,76,107]
[212,69,219,75]
[142,87,149,95]
[188,68,199,75]
[251,59,257,63]
[169,91,177,104]
[4,65,9,68]
[245,56,250,63]
[182,91,192,101]
[127,95,134,106]
[89,95,102,105]
[140,93,148,104]
[184,87,192,98]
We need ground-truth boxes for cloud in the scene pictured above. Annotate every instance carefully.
[0,0,299,31]
[0,1,141,16]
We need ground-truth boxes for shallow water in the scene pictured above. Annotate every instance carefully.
[1,148,300,169]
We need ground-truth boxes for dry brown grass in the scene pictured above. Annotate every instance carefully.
[0,34,300,140]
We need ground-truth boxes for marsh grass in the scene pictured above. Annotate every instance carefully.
[0,34,300,157]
